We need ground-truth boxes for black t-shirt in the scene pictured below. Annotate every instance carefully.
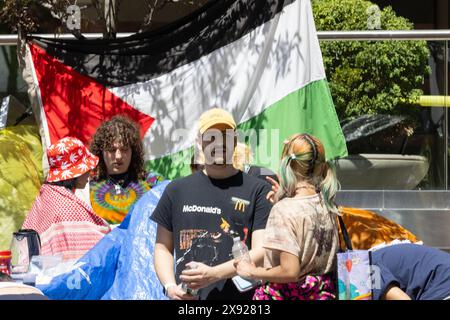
[151,170,272,300]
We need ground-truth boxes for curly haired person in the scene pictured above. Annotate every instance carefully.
[90,115,163,225]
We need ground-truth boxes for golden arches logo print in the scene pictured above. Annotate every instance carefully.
[231,197,250,213]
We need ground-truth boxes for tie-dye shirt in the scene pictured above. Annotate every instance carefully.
[90,172,164,224]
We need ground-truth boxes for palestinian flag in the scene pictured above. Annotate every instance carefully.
[26,0,347,179]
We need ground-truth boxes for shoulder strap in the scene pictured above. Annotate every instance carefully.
[338,215,353,251]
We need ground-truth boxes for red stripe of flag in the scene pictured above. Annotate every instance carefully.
[29,43,155,145]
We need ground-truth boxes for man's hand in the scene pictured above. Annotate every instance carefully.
[179,262,218,290]
[266,176,280,204]
[166,284,199,300]
[234,259,257,280]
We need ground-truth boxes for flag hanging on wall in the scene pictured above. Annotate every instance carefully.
[26,0,347,179]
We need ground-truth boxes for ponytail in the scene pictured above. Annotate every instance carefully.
[276,133,341,215]
[275,155,297,201]
[319,160,340,215]
[275,151,315,202]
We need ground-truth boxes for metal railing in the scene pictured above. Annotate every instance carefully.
[318,30,450,41]
[0,33,132,45]
[0,30,449,45]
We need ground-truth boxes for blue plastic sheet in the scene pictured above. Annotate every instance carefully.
[40,181,170,300]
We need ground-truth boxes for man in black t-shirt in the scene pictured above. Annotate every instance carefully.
[151,108,272,300]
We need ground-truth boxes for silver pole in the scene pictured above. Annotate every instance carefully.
[445,40,449,190]
[0,30,450,45]
[0,33,133,45]
[104,0,117,39]
[317,30,450,41]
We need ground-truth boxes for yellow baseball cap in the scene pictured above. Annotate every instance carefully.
[198,108,237,134]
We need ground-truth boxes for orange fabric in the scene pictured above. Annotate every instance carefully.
[338,207,419,250]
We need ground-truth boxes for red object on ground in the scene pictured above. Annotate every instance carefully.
[0,250,12,276]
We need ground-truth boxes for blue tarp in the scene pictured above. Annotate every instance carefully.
[39,181,170,300]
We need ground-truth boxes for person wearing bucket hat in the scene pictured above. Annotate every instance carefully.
[22,137,111,262]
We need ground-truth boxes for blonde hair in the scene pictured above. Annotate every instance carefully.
[233,142,253,171]
[193,134,253,172]
[275,133,340,214]
[190,141,206,173]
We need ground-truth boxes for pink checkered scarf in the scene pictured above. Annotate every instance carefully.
[23,184,111,261]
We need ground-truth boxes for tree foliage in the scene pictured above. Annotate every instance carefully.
[0,0,206,39]
[312,0,431,119]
